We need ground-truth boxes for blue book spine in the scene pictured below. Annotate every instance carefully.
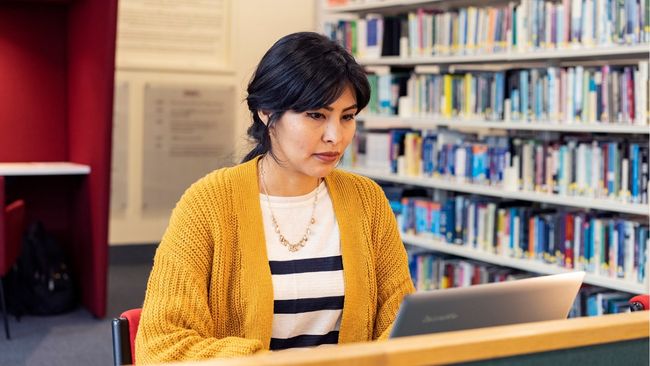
[408,252,419,284]
[367,18,378,47]
[607,143,617,195]
[639,227,648,283]
[447,145,454,176]
[459,8,467,49]
[495,72,505,119]
[587,295,599,317]
[445,200,456,243]
[547,68,555,119]
[432,209,440,237]
[631,144,640,202]
[625,0,636,42]
[575,66,583,120]
[422,136,433,176]
[439,201,448,240]
[617,221,626,278]
[379,75,393,115]
[463,144,470,180]
[520,70,529,120]
[499,147,506,183]
[609,220,616,271]
[400,198,411,233]
[509,208,517,252]
[558,146,566,194]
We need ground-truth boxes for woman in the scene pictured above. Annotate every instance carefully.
[135,32,415,364]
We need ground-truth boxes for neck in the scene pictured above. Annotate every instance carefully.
[259,155,321,197]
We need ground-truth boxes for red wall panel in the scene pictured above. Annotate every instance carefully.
[0,4,68,162]
[67,0,117,318]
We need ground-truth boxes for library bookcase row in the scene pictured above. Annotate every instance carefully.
[358,115,650,134]
[345,166,650,215]
[323,0,650,296]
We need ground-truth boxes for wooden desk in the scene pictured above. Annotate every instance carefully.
[170,311,649,366]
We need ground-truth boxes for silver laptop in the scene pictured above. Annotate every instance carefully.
[389,271,585,338]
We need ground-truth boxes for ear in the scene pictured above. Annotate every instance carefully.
[257,110,271,126]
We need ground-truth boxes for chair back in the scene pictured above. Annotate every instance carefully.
[112,308,142,366]
[0,199,26,276]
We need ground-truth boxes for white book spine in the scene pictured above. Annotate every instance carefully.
[523,142,533,191]
[455,145,467,180]
[577,143,587,194]
[571,0,582,44]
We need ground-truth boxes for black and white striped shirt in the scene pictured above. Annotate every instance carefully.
[260,181,344,350]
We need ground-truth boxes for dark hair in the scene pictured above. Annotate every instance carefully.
[242,32,371,163]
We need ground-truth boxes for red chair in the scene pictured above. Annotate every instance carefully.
[112,308,142,365]
[0,199,26,340]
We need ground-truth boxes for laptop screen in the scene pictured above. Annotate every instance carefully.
[389,271,585,338]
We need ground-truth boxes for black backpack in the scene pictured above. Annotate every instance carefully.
[6,221,76,316]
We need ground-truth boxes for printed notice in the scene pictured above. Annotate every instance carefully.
[142,83,235,217]
[111,81,129,218]
[116,0,230,71]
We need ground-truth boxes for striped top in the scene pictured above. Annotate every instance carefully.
[260,181,344,350]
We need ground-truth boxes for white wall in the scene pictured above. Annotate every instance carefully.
[109,0,316,245]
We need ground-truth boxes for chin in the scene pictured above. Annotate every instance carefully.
[307,164,336,178]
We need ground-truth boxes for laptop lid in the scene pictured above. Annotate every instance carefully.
[389,271,585,338]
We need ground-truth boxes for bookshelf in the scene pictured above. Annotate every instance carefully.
[359,115,650,134]
[0,0,118,317]
[358,44,650,66]
[345,167,650,215]
[326,0,451,13]
[402,232,647,293]
[322,0,650,295]
[356,45,650,66]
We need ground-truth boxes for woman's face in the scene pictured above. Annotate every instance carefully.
[267,85,358,180]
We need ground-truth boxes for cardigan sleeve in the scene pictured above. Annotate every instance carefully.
[367,182,416,340]
[135,178,264,364]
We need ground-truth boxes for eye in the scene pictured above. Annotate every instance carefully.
[306,112,326,120]
[342,113,356,121]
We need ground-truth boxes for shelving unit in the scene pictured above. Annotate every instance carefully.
[359,115,650,134]
[326,0,449,13]
[401,232,647,293]
[356,45,650,66]
[345,167,650,216]
[323,0,650,295]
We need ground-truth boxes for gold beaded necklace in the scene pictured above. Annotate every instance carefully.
[259,158,321,252]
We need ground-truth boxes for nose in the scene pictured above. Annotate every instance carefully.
[322,118,343,144]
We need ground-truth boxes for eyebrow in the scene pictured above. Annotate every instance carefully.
[322,104,358,112]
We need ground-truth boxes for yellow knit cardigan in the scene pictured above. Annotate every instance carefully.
[135,156,415,364]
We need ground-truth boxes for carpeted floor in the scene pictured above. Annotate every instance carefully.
[0,244,155,366]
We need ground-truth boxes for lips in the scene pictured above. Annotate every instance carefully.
[314,152,340,162]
